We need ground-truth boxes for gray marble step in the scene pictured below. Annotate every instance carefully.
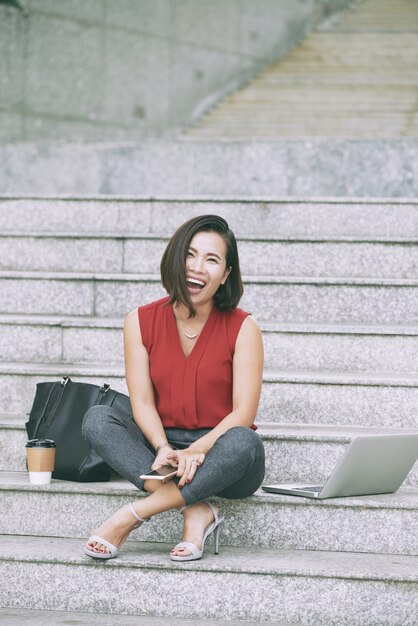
[1,196,417,238]
[1,232,417,278]
[0,535,416,624]
[260,370,418,428]
[0,472,417,555]
[1,315,418,374]
[1,271,417,324]
[0,607,295,626]
[1,140,418,197]
[3,416,417,487]
[1,362,417,427]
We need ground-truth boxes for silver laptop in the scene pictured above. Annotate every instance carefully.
[262,434,418,499]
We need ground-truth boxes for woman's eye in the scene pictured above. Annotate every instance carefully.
[208,258,218,264]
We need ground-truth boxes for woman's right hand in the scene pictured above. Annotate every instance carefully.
[165,448,205,488]
[151,445,177,471]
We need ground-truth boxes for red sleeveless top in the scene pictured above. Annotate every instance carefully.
[138,296,250,430]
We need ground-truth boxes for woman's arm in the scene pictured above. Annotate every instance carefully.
[188,315,264,454]
[124,309,171,456]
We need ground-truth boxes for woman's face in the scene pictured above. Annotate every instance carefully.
[185,230,231,304]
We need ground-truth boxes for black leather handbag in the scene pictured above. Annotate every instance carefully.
[25,376,132,482]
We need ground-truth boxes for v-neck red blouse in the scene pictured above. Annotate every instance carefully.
[137,296,250,430]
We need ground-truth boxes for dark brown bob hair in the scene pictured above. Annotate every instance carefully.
[160,214,243,317]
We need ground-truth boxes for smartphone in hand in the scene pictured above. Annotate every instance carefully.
[140,465,177,481]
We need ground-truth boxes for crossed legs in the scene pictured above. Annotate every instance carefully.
[82,407,265,558]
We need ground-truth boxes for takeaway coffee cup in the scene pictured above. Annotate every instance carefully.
[26,439,56,485]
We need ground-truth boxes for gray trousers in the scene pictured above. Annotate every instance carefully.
[82,406,265,506]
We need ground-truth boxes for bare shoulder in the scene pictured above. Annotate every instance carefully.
[236,314,263,346]
[125,308,138,322]
[234,314,263,373]
[240,314,261,335]
[124,308,138,328]
[124,308,141,341]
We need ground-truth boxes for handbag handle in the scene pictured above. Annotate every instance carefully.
[93,383,110,404]
[31,376,70,437]
[44,376,71,427]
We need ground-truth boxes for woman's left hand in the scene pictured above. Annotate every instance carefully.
[165,449,205,488]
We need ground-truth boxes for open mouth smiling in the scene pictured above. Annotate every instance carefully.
[186,277,206,291]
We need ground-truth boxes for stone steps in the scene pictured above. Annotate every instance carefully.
[295,31,418,46]
[1,196,417,237]
[205,99,418,111]
[1,270,417,324]
[1,362,417,428]
[256,76,418,86]
[200,118,418,128]
[199,112,417,122]
[1,189,417,625]
[1,232,417,278]
[225,84,418,95]
[1,315,418,374]
[187,0,418,139]
[0,607,294,626]
[188,120,418,138]
[192,126,418,139]
[0,471,417,555]
[328,0,418,33]
[3,416,417,486]
[1,141,418,197]
[0,535,416,625]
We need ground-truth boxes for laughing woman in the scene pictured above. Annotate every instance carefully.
[82,214,265,561]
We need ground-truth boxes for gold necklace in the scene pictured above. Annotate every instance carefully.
[179,321,199,340]
[175,311,210,340]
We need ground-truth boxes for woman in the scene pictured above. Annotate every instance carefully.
[82,214,265,561]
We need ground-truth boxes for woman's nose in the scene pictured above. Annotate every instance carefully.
[189,256,204,273]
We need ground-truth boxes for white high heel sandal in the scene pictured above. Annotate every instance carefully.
[84,502,148,560]
[170,500,224,562]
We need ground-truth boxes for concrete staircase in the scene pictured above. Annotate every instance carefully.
[0,195,417,624]
[186,0,418,138]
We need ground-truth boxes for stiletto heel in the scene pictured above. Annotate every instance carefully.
[84,502,149,560]
[170,500,224,562]
[213,524,221,555]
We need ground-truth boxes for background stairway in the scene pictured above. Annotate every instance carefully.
[0,195,417,624]
[186,0,418,138]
